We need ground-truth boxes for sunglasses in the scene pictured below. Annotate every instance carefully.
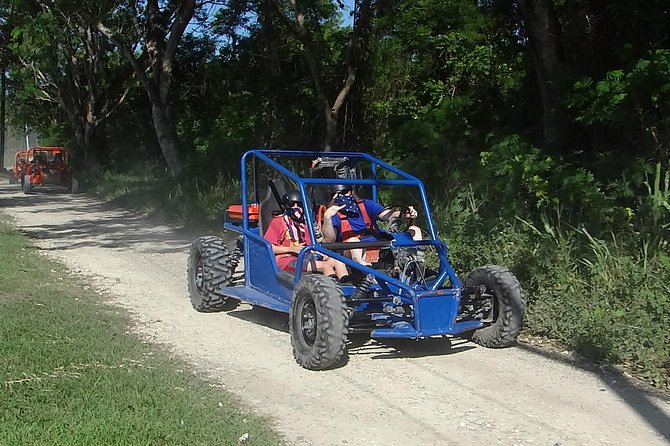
[287,201,303,207]
[335,189,352,195]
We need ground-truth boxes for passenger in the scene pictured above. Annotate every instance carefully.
[264,190,351,283]
[52,153,65,171]
[321,184,422,265]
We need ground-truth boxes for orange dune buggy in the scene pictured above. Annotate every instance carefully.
[9,151,27,184]
[22,146,79,194]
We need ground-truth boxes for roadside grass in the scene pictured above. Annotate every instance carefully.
[81,164,240,232]
[0,218,284,446]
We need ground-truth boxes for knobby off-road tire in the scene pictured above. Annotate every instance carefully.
[290,275,349,370]
[22,175,32,194]
[465,265,525,348]
[187,236,238,312]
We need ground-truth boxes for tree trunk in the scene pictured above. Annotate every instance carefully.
[97,0,194,178]
[151,101,182,176]
[261,0,286,146]
[92,127,110,166]
[518,0,564,149]
[82,123,103,167]
[286,0,374,151]
[62,100,100,167]
[324,107,338,151]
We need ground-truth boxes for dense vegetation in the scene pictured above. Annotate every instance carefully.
[1,0,668,387]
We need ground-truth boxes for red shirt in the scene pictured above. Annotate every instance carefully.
[263,216,311,270]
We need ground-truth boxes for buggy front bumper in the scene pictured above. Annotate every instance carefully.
[370,290,483,339]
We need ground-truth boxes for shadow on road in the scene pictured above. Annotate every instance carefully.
[226,304,476,361]
[0,186,200,254]
[227,306,289,333]
[349,336,475,359]
[517,341,670,442]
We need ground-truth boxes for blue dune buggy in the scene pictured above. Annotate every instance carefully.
[187,150,525,370]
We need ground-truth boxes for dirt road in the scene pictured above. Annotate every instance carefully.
[2,182,669,446]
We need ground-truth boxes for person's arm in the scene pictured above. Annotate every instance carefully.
[377,205,418,221]
[377,206,397,221]
[377,204,418,232]
[321,205,344,243]
[270,244,302,255]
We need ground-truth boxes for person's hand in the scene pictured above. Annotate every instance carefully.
[324,204,345,220]
[404,206,418,220]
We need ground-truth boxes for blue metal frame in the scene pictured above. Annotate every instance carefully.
[219,149,482,338]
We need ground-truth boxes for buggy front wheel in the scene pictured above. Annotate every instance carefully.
[22,175,32,194]
[464,265,525,348]
[290,275,348,370]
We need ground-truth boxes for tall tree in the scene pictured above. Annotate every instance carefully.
[0,0,18,167]
[517,0,564,149]
[9,0,135,165]
[98,0,197,177]
[273,0,375,150]
[363,0,524,173]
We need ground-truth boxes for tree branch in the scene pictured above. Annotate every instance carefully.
[163,0,196,90]
[18,57,59,103]
[287,0,330,111]
[332,0,372,113]
[97,21,154,101]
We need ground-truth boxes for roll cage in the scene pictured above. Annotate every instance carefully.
[229,149,463,302]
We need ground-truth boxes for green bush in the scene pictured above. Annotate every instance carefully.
[438,187,670,388]
[82,164,241,229]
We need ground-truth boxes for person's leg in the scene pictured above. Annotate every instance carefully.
[343,236,371,266]
[306,259,336,276]
[406,226,426,269]
[328,258,352,283]
[408,225,422,241]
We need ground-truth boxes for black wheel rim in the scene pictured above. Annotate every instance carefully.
[482,286,499,325]
[194,252,204,292]
[300,298,317,346]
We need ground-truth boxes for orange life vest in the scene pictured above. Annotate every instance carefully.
[316,200,380,263]
[316,200,376,241]
[338,200,375,241]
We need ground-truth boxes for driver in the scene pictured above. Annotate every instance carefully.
[52,152,65,171]
[29,153,45,174]
[321,185,421,265]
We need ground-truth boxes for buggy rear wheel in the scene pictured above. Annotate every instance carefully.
[465,265,525,348]
[290,275,348,370]
[187,236,238,312]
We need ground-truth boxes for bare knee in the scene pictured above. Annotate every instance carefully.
[319,261,336,276]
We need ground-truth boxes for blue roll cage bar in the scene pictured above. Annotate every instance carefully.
[233,149,463,295]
